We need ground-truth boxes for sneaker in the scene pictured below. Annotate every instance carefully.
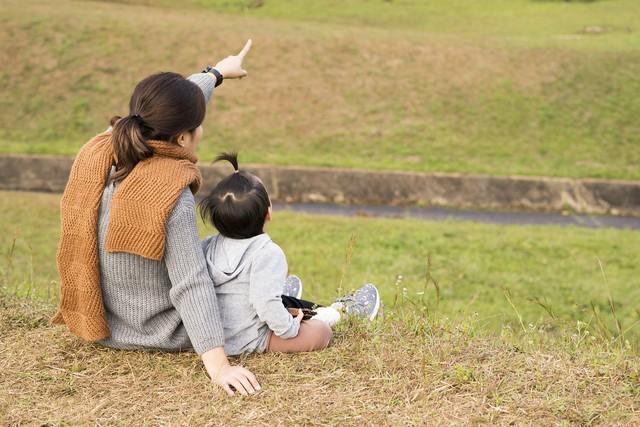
[283,275,303,299]
[332,283,380,321]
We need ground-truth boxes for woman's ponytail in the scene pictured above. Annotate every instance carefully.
[109,114,153,184]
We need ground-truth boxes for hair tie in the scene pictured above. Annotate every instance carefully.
[130,113,152,130]
[234,169,240,174]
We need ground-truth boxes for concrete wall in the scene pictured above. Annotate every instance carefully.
[1,154,639,216]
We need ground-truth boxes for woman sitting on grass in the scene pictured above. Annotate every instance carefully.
[199,153,380,356]
[53,41,265,396]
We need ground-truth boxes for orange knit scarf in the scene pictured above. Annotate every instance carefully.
[51,131,202,341]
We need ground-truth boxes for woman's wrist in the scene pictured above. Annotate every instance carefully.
[201,66,224,87]
[201,346,230,379]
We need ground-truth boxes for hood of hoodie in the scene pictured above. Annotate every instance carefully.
[203,233,272,286]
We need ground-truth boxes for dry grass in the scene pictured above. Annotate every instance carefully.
[2,293,638,426]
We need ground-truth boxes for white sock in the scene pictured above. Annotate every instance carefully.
[311,306,341,327]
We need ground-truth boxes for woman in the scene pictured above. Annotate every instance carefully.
[52,41,262,396]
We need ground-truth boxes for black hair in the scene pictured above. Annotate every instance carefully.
[198,152,271,239]
[109,72,206,183]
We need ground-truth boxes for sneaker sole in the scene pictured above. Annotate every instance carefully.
[365,283,381,321]
[286,275,303,299]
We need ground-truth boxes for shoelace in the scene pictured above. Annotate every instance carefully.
[334,294,356,305]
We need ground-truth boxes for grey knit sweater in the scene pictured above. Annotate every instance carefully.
[97,72,223,355]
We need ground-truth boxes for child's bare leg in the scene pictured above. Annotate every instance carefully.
[266,320,332,353]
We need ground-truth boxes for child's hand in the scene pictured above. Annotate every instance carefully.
[287,308,304,323]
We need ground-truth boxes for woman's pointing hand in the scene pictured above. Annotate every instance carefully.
[214,39,252,79]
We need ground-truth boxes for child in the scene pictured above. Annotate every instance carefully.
[199,153,380,356]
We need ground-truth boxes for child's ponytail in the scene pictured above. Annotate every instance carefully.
[198,152,271,239]
[214,152,240,172]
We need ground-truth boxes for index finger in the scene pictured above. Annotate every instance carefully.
[238,39,252,58]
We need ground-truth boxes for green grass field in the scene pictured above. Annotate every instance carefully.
[3,190,639,344]
[120,0,640,48]
[1,0,639,179]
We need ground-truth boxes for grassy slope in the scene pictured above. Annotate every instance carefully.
[1,0,640,179]
[2,292,639,425]
[123,0,640,47]
[2,190,640,344]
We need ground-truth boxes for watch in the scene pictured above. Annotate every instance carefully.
[202,65,223,87]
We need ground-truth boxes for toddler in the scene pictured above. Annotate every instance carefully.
[199,153,380,355]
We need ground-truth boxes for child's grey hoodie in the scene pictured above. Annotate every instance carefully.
[201,233,299,355]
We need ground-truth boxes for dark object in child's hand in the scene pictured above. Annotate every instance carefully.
[287,308,317,321]
[301,308,316,320]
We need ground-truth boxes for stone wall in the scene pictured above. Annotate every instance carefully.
[2,154,639,216]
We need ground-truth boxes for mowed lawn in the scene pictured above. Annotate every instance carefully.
[2,190,639,344]
[1,0,640,179]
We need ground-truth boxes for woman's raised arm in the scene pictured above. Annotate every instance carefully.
[107,40,252,132]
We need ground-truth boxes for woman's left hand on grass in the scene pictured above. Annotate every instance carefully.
[201,346,261,397]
